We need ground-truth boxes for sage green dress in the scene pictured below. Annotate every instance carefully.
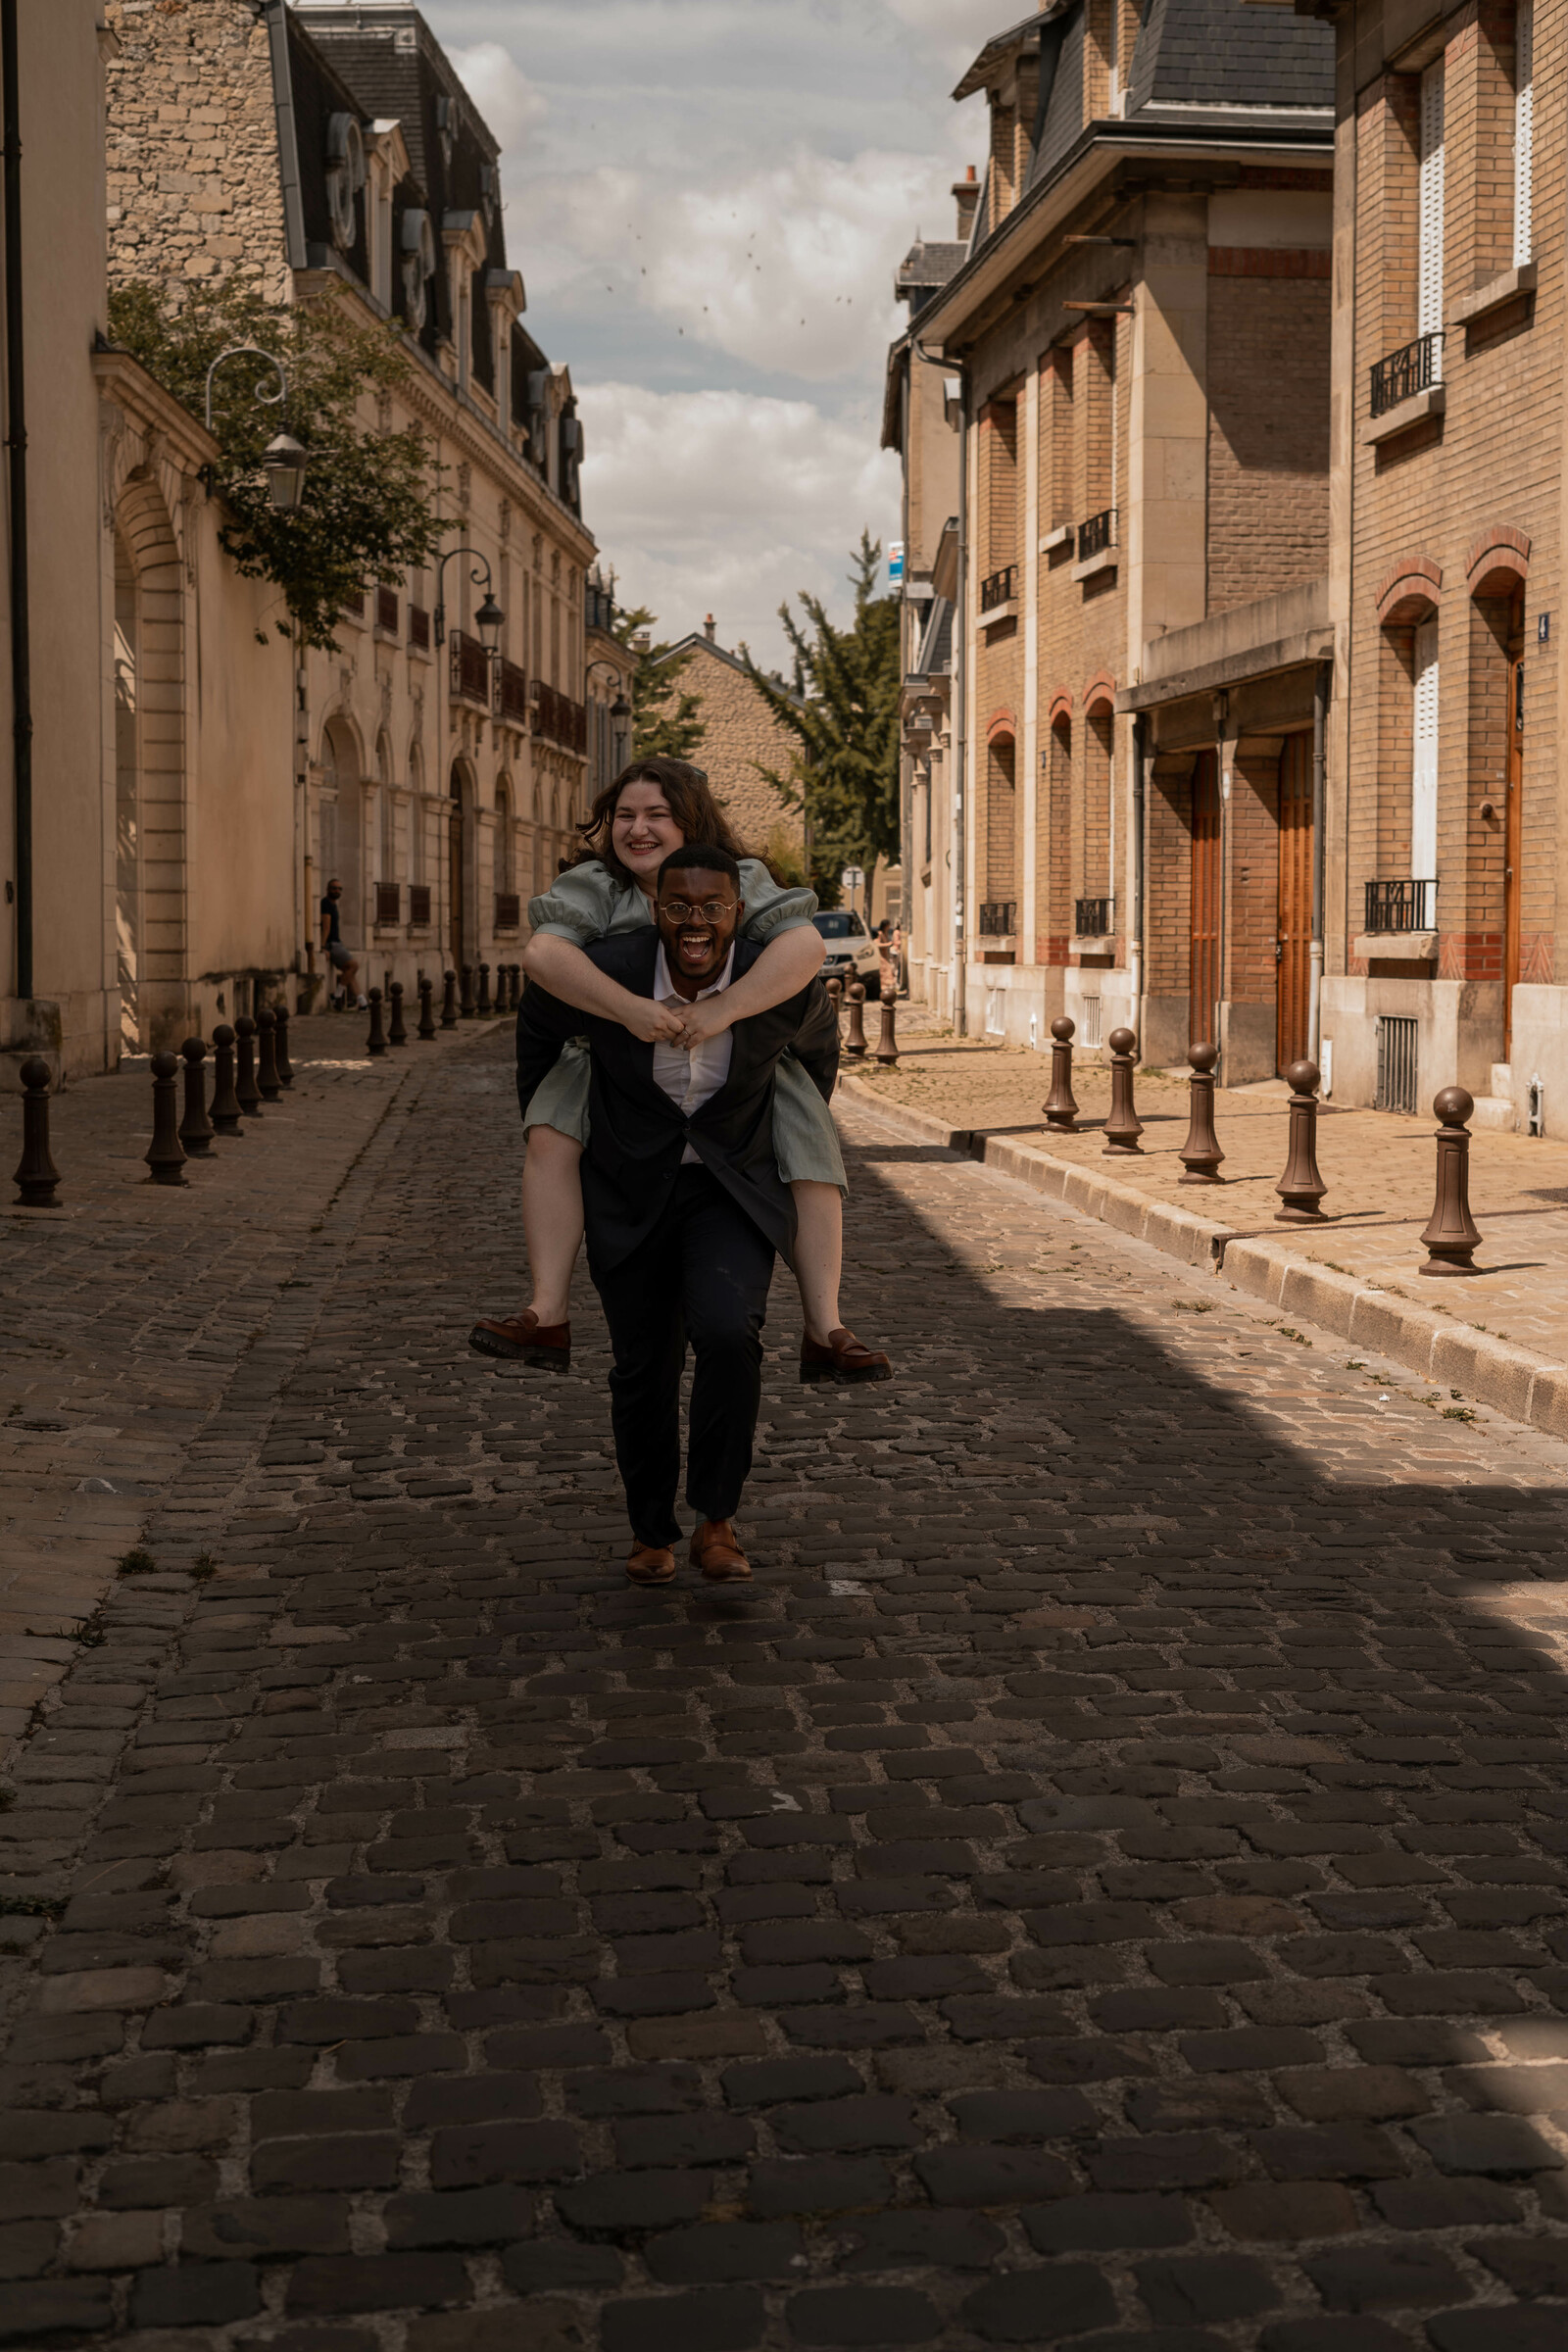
[522,858,847,1190]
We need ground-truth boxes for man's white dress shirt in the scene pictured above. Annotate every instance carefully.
[652,942,735,1163]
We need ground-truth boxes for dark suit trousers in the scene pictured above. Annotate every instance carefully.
[593,1164,776,1545]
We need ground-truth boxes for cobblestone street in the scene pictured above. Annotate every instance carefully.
[5,1026,1568,2348]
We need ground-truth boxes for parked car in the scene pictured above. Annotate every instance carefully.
[812,909,881,989]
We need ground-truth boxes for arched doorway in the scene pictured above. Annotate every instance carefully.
[113,473,187,1051]
[1190,752,1221,1048]
[113,531,139,1052]
[320,714,366,959]
[448,761,474,968]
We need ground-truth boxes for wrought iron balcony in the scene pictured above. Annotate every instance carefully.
[1370,331,1443,417]
[1077,508,1115,563]
[449,628,492,709]
[374,585,399,634]
[980,565,1016,612]
[408,603,430,652]
[535,681,588,755]
[978,900,1015,938]
[496,657,530,727]
[1364,878,1438,933]
[1074,896,1112,938]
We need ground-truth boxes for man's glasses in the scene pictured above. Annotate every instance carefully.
[662,899,735,923]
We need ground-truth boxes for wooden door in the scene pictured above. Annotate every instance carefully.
[1189,752,1221,1047]
[1276,732,1313,1071]
[1505,650,1524,1058]
[448,794,466,971]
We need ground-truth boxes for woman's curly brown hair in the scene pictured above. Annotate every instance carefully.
[573,756,752,886]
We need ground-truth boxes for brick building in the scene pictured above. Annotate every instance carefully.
[653,620,808,870]
[886,0,1337,1073]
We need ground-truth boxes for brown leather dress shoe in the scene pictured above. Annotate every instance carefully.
[690,1519,752,1581]
[626,1541,676,1585]
[468,1308,570,1372]
[800,1327,892,1386]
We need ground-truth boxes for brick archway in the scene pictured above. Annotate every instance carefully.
[1466,526,1530,602]
[1376,556,1442,627]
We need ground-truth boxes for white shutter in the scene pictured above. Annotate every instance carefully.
[1418,62,1446,358]
[1412,618,1439,887]
[1514,0,1534,266]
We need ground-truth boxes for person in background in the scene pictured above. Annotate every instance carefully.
[319,879,367,1010]
[875,919,898,1004]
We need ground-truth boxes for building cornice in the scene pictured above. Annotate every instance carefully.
[91,342,220,473]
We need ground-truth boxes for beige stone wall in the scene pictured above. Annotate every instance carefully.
[680,643,806,862]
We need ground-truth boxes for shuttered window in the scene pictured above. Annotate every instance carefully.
[1412,617,1439,883]
[1418,61,1445,357]
[1514,0,1534,266]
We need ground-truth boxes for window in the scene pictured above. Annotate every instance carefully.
[1418,61,1445,368]
[1514,0,1534,265]
[1412,617,1439,883]
[496,778,514,894]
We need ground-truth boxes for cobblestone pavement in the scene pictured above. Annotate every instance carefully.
[3,1024,1568,2349]
[857,1010,1568,1367]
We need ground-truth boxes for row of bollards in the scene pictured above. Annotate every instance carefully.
[1041,1017,1485,1277]
[826,977,899,1069]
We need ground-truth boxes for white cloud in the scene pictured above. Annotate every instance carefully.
[578,382,901,663]
[448,40,548,151]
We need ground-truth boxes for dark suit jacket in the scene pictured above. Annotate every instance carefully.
[515,931,838,1277]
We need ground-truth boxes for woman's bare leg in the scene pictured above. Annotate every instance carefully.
[521,1125,585,1326]
[791,1180,844,1346]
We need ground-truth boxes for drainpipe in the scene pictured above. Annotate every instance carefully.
[953,368,968,1035]
[1130,710,1147,1032]
[1214,690,1230,1081]
[2,0,30,1005]
[1308,657,1330,1067]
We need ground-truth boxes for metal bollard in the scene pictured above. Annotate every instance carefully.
[1275,1058,1327,1221]
[178,1037,215,1156]
[145,1052,187,1186]
[845,982,868,1059]
[460,964,476,1017]
[367,987,387,1055]
[1043,1016,1078,1131]
[825,976,843,1028]
[417,975,436,1039]
[273,1004,293,1087]
[1178,1042,1224,1183]
[234,1016,263,1117]
[210,1024,244,1136]
[256,1007,282,1102]
[476,961,492,1016]
[1102,1027,1144,1155]
[13,1056,60,1205]
[388,981,408,1047]
[1420,1087,1483,1274]
[511,963,523,1010]
[441,969,459,1028]
[874,996,899,1068]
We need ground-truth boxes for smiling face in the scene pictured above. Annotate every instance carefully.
[656,863,744,998]
[612,778,686,885]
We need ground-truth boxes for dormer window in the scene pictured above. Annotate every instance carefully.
[401,209,436,329]
[435,92,455,168]
[326,114,366,251]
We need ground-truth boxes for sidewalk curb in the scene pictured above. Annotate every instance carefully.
[839,1073,1568,1443]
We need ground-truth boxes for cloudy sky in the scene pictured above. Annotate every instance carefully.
[418,0,1004,668]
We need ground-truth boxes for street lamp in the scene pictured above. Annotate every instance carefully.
[586,658,633,772]
[433,547,503,653]
[204,343,308,514]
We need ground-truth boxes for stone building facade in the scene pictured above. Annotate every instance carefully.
[104,0,606,1011]
[654,621,808,868]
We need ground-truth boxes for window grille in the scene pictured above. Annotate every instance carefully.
[1412,617,1439,882]
[409,885,431,926]
[1080,995,1102,1049]
[1418,62,1446,353]
[1376,1015,1419,1115]
[374,881,400,927]
[1515,0,1534,265]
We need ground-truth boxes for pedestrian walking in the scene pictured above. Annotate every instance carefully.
[875,918,899,1003]
[319,878,367,1010]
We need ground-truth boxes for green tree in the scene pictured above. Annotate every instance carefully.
[740,533,901,902]
[107,276,447,652]
[612,603,707,762]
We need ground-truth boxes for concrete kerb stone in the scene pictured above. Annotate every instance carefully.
[840,1071,1568,1440]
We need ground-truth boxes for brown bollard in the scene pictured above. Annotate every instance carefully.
[388,981,408,1046]
[845,982,868,1059]
[257,1007,282,1102]
[825,976,843,1028]
[234,1016,263,1116]
[13,1056,60,1205]
[1420,1087,1483,1275]
[875,996,899,1068]
[476,961,492,1016]
[178,1037,215,1156]
[511,963,523,1010]
[1043,1016,1078,1131]
[1275,1058,1327,1221]
[273,1004,294,1087]
[1102,1027,1144,1154]
[460,963,476,1017]
[145,1052,187,1186]
[367,987,387,1055]
[1178,1042,1225,1184]
[417,975,436,1039]
[441,970,459,1028]
[210,1024,243,1136]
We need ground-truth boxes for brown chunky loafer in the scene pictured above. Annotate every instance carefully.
[467,1308,570,1372]
[690,1519,752,1581]
[626,1541,676,1586]
[800,1327,892,1386]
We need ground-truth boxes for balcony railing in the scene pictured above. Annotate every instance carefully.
[1077,508,1115,563]
[374,881,400,927]
[1075,896,1112,938]
[449,628,492,710]
[978,900,1015,938]
[585,579,616,632]
[980,565,1015,613]
[535,680,588,755]
[495,892,521,931]
[375,585,399,635]
[409,885,432,927]
[1370,331,1443,417]
[496,657,530,727]
[1364,878,1438,933]
[408,603,430,652]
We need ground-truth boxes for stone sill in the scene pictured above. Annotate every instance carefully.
[978,601,1017,629]
[1351,931,1437,960]
[1450,260,1536,330]
[1040,524,1073,555]
[1071,546,1117,583]
[1364,384,1445,446]
[1070,936,1114,956]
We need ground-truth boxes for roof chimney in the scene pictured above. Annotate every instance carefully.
[954,164,980,243]
[704,613,716,642]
